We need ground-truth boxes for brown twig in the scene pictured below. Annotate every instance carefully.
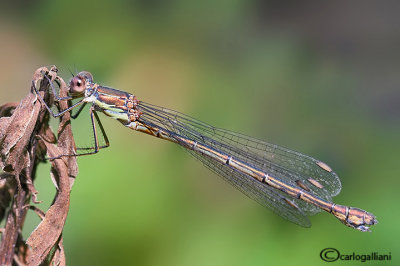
[0,66,78,265]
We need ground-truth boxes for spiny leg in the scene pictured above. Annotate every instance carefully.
[32,79,85,118]
[49,106,110,159]
[92,109,110,149]
[44,75,72,101]
[71,102,87,119]
[75,106,110,152]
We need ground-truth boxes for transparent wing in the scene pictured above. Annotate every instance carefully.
[186,148,311,227]
[138,102,342,223]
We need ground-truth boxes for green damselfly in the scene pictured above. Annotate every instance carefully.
[34,71,377,232]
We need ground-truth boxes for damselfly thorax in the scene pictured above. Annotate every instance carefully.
[33,71,378,232]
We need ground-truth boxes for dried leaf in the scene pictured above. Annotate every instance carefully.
[26,143,70,265]
[53,237,66,266]
[0,102,18,117]
[0,66,79,265]
[0,91,40,174]
[54,75,79,180]
[0,185,29,265]
[0,173,16,222]
[25,205,46,220]
[25,66,77,265]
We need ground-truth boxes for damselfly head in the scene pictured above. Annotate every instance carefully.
[69,71,93,96]
[77,71,93,82]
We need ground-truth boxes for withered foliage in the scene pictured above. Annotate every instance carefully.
[0,66,78,265]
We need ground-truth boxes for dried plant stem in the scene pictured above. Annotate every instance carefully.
[0,66,78,266]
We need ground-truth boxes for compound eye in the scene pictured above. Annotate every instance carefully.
[70,76,86,94]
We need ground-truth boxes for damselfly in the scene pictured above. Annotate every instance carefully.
[34,71,377,232]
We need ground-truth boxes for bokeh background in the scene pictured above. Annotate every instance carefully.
[1,1,399,265]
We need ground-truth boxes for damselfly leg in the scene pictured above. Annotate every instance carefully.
[32,78,85,118]
[71,102,87,119]
[33,73,110,159]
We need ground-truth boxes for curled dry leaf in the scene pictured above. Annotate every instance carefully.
[0,66,78,266]
[26,141,71,265]
[0,173,16,222]
[0,87,40,174]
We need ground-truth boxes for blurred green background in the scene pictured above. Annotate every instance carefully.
[1,1,399,265]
